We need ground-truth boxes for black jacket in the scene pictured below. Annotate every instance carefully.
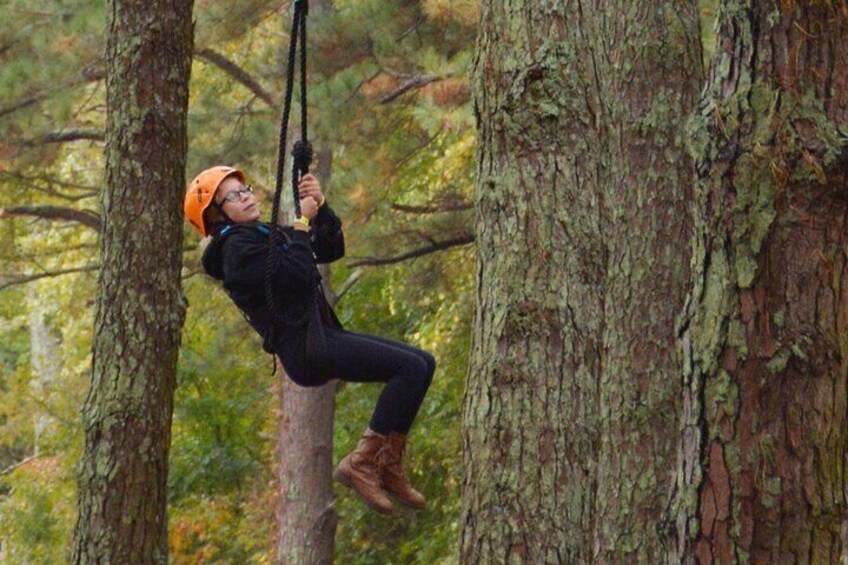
[202,204,345,379]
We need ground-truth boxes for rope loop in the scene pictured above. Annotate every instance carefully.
[270,0,310,227]
[292,138,314,217]
[265,0,312,364]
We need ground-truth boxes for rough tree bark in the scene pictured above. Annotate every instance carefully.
[462,1,701,562]
[71,0,193,562]
[276,148,338,565]
[669,2,848,563]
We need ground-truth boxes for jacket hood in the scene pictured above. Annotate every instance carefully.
[201,234,226,280]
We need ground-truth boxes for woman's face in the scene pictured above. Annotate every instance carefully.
[216,176,261,224]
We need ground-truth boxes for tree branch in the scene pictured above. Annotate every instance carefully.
[392,127,444,172]
[0,170,98,191]
[347,233,474,267]
[390,201,472,214]
[0,93,42,119]
[39,128,105,144]
[0,171,99,201]
[347,68,382,103]
[0,62,105,120]
[0,205,101,231]
[379,74,442,104]
[12,128,105,146]
[0,265,100,292]
[1,454,39,477]
[334,269,363,303]
[195,48,277,110]
[2,245,209,292]
[396,15,427,42]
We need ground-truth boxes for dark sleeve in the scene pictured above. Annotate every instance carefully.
[223,228,316,292]
[310,203,345,264]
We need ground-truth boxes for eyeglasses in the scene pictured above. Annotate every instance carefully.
[219,184,253,204]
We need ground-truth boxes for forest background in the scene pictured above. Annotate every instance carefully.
[0,0,723,563]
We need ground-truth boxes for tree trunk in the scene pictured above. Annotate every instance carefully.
[275,148,338,565]
[670,3,848,563]
[462,1,701,562]
[27,284,61,455]
[275,378,338,565]
[71,0,193,562]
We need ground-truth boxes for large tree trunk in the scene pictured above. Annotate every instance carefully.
[71,0,193,562]
[275,149,338,564]
[670,3,848,563]
[462,1,701,562]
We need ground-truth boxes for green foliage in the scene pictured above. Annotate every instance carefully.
[0,456,76,563]
[332,255,471,563]
[171,283,272,501]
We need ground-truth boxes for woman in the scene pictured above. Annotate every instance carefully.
[184,166,435,515]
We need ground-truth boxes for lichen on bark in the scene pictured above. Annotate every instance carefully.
[670,2,848,562]
[71,1,193,563]
[462,1,701,562]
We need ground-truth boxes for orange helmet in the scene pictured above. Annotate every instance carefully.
[184,166,245,236]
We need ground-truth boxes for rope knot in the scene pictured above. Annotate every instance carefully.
[291,139,313,175]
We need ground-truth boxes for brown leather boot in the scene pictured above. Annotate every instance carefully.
[379,432,426,509]
[334,428,394,514]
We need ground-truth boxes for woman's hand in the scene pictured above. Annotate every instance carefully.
[298,174,324,207]
[293,196,319,231]
[300,196,319,220]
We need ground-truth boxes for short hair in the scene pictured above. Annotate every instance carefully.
[203,203,229,236]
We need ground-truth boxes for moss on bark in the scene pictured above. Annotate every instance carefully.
[462,1,701,562]
[71,1,193,563]
[670,2,848,562]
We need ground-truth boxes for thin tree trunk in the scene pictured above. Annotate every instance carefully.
[462,1,701,562]
[71,0,193,562]
[670,2,848,563]
[27,285,61,455]
[276,378,338,565]
[275,148,338,565]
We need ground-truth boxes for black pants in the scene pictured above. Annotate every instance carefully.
[279,328,436,435]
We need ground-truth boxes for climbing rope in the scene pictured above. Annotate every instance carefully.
[270,0,311,227]
[265,0,314,371]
